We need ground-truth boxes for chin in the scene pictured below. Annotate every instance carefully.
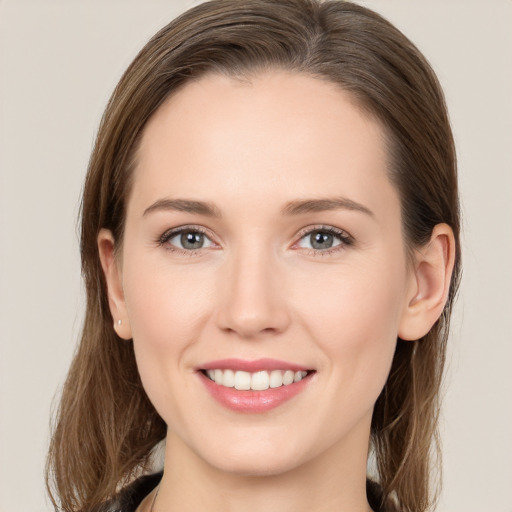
[208,452,302,477]
[196,433,309,477]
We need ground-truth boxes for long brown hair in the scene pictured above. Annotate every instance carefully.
[46,1,461,511]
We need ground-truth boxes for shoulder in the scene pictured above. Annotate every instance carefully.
[100,472,162,512]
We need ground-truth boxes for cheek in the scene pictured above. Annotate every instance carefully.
[296,258,406,385]
[123,254,215,348]
[121,253,217,419]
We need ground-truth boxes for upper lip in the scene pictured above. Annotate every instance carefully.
[198,358,311,372]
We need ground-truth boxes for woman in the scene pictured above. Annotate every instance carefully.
[46,1,461,511]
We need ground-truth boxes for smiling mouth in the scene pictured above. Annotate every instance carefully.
[201,369,313,391]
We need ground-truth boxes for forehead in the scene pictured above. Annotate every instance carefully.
[130,71,397,222]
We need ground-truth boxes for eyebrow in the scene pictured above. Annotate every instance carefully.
[143,198,222,218]
[143,196,374,219]
[281,197,375,218]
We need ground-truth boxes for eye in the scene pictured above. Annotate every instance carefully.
[159,227,215,252]
[295,226,353,253]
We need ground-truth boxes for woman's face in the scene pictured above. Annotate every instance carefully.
[112,71,417,475]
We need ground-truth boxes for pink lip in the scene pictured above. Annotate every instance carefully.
[199,358,310,372]
[197,359,314,413]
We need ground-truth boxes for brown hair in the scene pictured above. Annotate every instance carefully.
[46,1,461,511]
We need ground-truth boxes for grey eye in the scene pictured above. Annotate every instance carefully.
[166,229,214,250]
[310,231,336,250]
[180,231,205,249]
[296,228,345,251]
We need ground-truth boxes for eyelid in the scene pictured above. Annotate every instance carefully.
[292,224,354,254]
[156,223,354,256]
[157,224,219,254]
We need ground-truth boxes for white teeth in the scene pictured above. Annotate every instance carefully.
[282,370,294,386]
[206,368,309,391]
[234,371,251,390]
[269,370,283,388]
[251,371,270,391]
[223,369,235,388]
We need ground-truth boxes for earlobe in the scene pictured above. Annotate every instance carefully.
[398,223,456,341]
[97,228,133,340]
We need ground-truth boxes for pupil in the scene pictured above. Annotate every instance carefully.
[181,231,204,249]
[311,231,333,250]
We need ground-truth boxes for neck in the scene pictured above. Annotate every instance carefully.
[155,424,372,512]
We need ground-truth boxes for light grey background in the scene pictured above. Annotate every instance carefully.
[1,1,511,511]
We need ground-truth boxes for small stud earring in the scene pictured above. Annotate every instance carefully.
[117,319,122,326]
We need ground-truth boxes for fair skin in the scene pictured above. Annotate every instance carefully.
[99,72,455,512]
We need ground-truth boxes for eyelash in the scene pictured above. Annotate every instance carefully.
[157,224,354,257]
[294,225,354,256]
[157,225,213,257]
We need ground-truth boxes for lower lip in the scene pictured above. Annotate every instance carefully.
[198,371,312,413]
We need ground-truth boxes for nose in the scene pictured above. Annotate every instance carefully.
[215,245,291,339]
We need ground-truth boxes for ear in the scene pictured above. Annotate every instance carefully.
[97,228,132,340]
[398,223,456,341]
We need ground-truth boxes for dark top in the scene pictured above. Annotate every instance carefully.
[102,472,162,512]
[104,471,386,512]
